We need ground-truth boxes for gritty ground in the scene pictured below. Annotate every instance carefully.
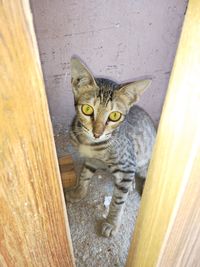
[55,134,141,267]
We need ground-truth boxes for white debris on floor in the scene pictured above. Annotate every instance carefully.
[55,134,141,267]
[104,196,112,208]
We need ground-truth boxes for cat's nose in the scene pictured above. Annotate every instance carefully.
[93,121,104,138]
[93,132,101,139]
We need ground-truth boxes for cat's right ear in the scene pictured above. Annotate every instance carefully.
[115,79,152,108]
[70,57,96,97]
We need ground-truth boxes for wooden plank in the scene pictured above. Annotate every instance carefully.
[0,1,75,266]
[58,155,77,189]
[126,0,200,266]
[158,154,200,266]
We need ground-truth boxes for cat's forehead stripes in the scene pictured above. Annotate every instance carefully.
[96,78,119,106]
[77,78,120,109]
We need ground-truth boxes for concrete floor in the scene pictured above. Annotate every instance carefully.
[55,134,141,267]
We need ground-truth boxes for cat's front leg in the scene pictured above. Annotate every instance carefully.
[101,171,134,237]
[65,161,96,203]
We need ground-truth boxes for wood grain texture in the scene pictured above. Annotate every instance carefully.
[158,154,200,267]
[0,1,75,266]
[59,155,77,189]
[126,0,200,266]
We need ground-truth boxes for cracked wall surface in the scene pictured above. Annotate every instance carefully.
[31,0,188,134]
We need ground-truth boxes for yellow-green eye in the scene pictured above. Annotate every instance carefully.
[109,111,122,122]
[81,104,94,116]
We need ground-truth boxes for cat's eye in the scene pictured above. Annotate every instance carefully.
[81,104,94,116]
[108,111,122,122]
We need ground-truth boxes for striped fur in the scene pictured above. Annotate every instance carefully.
[66,58,156,237]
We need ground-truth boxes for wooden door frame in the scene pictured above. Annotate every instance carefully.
[0,1,75,266]
[126,0,200,266]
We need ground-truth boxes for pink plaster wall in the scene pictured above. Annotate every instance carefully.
[31,0,188,134]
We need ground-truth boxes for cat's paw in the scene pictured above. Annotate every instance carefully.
[101,222,118,237]
[65,188,86,203]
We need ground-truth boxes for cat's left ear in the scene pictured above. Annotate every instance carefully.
[70,57,97,98]
[116,79,152,108]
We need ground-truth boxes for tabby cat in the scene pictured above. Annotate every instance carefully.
[66,57,156,237]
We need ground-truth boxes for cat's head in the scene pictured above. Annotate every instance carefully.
[70,57,151,143]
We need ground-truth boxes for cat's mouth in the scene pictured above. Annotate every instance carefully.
[79,121,111,142]
[83,129,111,143]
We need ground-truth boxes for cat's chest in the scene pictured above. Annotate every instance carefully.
[78,144,107,160]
